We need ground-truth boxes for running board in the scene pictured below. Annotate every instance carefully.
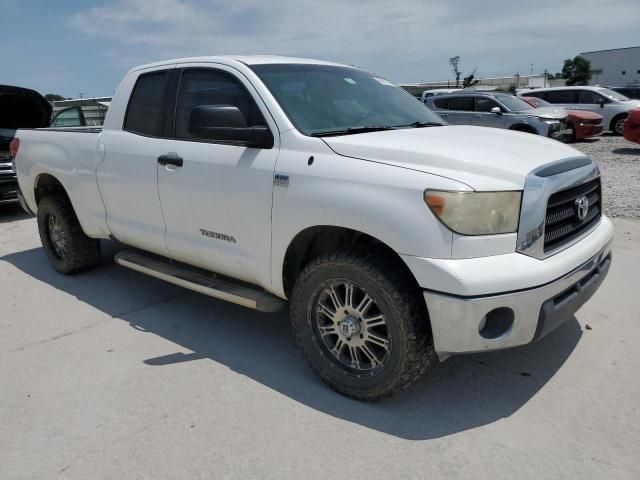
[114,251,285,312]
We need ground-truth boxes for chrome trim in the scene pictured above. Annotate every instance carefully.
[115,251,285,312]
[516,158,600,259]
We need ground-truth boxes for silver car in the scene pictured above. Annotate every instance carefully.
[518,86,640,135]
[425,92,567,139]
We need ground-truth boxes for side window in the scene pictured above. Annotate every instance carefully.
[547,90,577,104]
[51,106,85,127]
[174,69,266,140]
[447,96,474,111]
[475,97,499,112]
[124,71,168,136]
[433,97,449,109]
[578,90,600,104]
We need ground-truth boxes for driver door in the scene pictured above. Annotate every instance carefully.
[156,65,280,289]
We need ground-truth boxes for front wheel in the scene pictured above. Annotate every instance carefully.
[290,249,435,400]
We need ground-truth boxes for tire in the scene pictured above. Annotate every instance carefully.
[610,114,627,136]
[289,249,435,401]
[37,195,100,274]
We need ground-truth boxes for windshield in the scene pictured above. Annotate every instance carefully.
[597,88,630,102]
[495,94,535,112]
[250,64,444,136]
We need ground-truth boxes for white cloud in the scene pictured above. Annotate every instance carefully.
[67,0,640,81]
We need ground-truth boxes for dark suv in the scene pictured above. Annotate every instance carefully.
[0,85,51,205]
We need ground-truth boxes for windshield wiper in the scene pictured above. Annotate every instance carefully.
[311,125,394,137]
[394,121,444,128]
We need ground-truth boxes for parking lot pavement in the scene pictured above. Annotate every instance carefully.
[1,205,639,480]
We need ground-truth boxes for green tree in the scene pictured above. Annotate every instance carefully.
[462,69,479,88]
[45,93,66,102]
[561,56,592,86]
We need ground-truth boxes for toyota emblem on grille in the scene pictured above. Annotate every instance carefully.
[575,195,589,220]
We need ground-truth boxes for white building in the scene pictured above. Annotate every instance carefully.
[580,46,640,86]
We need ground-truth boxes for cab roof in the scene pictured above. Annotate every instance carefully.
[130,55,350,72]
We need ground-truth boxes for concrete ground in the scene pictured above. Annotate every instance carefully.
[1,204,639,480]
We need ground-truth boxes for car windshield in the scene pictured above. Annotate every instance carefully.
[250,64,444,136]
[597,88,630,102]
[495,94,535,112]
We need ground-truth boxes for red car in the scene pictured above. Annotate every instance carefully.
[521,96,603,142]
[623,109,640,144]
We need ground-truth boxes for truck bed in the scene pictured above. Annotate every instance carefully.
[14,126,108,237]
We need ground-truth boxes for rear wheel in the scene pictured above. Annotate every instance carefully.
[37,195,100,274]
[290,249,435,400]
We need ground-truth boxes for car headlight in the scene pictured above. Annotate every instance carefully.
[424,190,522,235]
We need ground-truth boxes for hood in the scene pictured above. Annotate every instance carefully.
[0,85,52,130]
[322,125,586,190]
[566,109,602,120]
[527,106,567,120]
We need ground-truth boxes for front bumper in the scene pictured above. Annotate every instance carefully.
[402,217,614,358]
[575,123,603,140]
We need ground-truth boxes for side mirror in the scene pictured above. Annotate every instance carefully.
[188,105,273,148]
[595,99,605,108]
[491,106,502,115]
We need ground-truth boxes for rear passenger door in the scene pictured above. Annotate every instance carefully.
[97,67,175,257]
[442,96,474,125]
[156,65,279,289]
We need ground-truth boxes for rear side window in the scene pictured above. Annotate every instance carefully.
[448,96,474,111]
[124,71,168,136]
[174,69,266,140]
[433,97,449,109]
[547,90,577,104]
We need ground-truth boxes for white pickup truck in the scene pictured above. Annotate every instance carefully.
[14,56,613,400]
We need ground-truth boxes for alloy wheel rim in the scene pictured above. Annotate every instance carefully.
[311,280,391,374]
[615,119,625,134]
[48,214,67,259]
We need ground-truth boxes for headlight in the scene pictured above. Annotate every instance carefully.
[424,190,522,235]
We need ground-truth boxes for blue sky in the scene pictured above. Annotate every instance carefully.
[2,0,639,98]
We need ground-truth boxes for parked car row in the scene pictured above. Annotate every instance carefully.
[416,85,640,143]
[518,86,640,135]
[520,96,603,142]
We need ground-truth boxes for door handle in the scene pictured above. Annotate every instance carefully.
[158,153,183,167]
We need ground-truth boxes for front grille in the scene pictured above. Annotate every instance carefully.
[0,160,15,176]
[544,178,601,252]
